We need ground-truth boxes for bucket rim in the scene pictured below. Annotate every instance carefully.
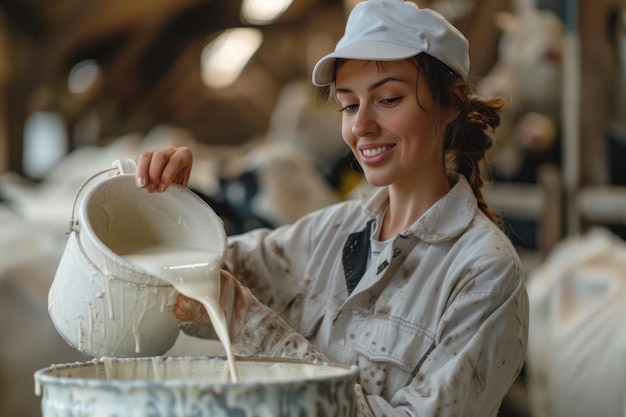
[75,175,228,282]
[34,356,359,391]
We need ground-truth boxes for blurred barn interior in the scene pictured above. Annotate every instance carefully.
[1,0,626,416]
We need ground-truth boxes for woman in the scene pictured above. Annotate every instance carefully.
[135,1,528,415]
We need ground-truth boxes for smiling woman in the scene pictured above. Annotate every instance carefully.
[127,1,528,416]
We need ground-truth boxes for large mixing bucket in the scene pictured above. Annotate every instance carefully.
[48,160,227,358]
[34,356,358,417]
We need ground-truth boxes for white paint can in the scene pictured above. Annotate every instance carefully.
[48,160,227,358]
[34,356,358,417]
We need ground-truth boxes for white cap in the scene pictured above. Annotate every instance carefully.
[312,0,469,86]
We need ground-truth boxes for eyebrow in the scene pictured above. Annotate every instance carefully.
[335,77,408,94]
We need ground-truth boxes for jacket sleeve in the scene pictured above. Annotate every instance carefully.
[221,203,340,329]
[231,301,327,362]
[229,299,377,417]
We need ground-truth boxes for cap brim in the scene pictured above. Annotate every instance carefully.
[311,42,423,87]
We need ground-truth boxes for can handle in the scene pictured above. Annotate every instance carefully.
[112,159,137,175]
[67,159,138,234]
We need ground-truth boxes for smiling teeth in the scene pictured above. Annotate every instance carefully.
[362,146,391,157]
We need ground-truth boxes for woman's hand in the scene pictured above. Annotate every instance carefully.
[173,269,263,338]
[174,293,213,326]
[135,146,193,192]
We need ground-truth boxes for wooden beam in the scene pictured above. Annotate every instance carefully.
[578,0,622,185]
[0,26,9,174]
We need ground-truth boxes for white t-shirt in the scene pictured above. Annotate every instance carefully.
[367,209,393,271]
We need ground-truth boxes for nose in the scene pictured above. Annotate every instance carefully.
[351,105,379,137]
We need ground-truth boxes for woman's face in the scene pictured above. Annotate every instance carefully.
[335,59,451,189]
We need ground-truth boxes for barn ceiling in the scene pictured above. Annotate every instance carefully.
[0,0,505,175]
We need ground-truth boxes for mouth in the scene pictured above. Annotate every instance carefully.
[360,144,395,158]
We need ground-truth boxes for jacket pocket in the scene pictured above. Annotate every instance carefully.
[353,317,435,373]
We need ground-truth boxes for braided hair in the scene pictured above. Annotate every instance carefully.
[413,54,504,226]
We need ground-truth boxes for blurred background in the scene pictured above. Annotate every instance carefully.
[1,0,626,416]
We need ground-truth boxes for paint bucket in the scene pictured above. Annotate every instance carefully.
[34,356,358,417]
[48,160,227,358]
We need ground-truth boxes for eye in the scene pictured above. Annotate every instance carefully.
[380,96,402,106]
[339,103,359,113]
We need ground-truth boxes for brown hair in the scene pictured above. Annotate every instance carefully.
[413,54,503,226]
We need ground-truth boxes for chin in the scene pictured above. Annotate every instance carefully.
[363,174,390,188]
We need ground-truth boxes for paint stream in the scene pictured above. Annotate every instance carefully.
[123,245,240,382]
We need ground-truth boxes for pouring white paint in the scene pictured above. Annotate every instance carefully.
[122,244,240,382]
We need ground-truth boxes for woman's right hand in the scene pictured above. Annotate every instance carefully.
[135,146,193,192]
[173,269,263,339]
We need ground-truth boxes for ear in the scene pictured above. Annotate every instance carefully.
[443,82,465,125]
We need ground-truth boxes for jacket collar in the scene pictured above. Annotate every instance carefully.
[360,173,477,243]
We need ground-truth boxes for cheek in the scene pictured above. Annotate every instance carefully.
[385,112,423,139]
[341,121,356,148]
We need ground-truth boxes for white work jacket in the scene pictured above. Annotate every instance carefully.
[224,174,529,417]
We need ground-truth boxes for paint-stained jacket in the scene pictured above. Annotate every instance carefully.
[224,174,529,417]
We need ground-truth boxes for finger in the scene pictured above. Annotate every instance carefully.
[174,294,212,326]
[136,150,159,192]
[136,147,184,193]
[174,293,202,320]
[146,147,179,192]
[162,146,193,188]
